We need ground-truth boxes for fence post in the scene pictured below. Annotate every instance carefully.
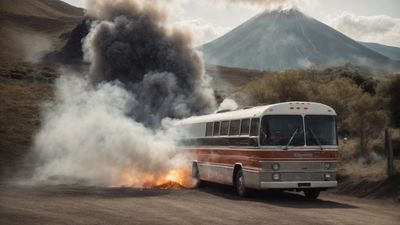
[385,128,394,177]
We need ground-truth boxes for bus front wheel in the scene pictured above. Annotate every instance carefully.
[304,189,320,199]
[234,169,248,197]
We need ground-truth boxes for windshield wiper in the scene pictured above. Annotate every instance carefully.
[283,128,298,150]
[260,129,268,143]
[308,127,323,150]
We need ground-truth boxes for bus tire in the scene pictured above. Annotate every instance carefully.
[304,189,320,199]
[196,178,206,188]
[192,163,205,188]
[234,169,248,197]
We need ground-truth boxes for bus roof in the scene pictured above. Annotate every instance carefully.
[179,102,336,125]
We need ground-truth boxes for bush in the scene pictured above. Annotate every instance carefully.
[240,69,389,155]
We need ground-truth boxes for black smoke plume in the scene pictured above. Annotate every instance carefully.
[83,0,215,127]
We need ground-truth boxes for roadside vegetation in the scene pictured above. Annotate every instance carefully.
[239,64,400,178]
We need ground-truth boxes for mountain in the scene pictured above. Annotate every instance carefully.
[0,0,84,67]
[359,42,400,61]
[201,9,392,72]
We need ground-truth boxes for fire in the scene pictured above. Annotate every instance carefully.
[118,168,194,189]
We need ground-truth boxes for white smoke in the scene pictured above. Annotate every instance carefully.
[218,98,239,111]
[14,31,54,63]
[32,74,188,186]
[31,0,216,187]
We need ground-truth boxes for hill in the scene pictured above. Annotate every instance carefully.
[201,9,394,72]
[0,0,83,176]
[0,0,84,67]
[360,42,400,61]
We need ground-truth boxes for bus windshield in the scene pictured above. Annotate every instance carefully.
[305,115,337,146]
[260,115,304,146]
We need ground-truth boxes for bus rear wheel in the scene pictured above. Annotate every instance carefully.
[192,163,205,188]
[304,189,320,199]
[234,169,248,197]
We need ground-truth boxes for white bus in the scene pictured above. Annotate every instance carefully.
[178,102,338,199]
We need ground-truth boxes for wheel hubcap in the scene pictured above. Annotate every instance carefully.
[238,175,244,194]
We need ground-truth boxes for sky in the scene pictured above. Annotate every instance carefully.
[62,0,400,47]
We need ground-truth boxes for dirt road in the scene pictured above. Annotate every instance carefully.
[0,182,398,225]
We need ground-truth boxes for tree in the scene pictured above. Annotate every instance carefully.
[310,78,362,135]
[347,93,388,154]
[242,71,309,105]
[388,75,400,127]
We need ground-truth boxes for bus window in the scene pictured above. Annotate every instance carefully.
[260,115,304,146]
[213,121,220,136]
[240,119,250,135]
[229,120,240,135]
[305,115,337,146]
[205,122,213,136]
[250,118,259,136]
[220,121,229,136]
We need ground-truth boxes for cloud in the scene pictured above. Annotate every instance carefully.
[211,0,297,10]
[175,19,231,45]
[210,0,316,11]
[329,11,400,47]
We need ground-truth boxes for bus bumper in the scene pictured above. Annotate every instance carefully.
[260,181,337,189]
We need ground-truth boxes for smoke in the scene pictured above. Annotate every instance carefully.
[83,0,215,127]
[33,75,183,186]
[218,98,239,112]
[12,31,54,63]
[31,0,216,187]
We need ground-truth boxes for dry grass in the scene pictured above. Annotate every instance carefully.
[0,74,53,174]
[337,136,400,180]
[0,0,79,171]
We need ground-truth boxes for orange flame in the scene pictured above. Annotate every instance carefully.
[118,168,194,189]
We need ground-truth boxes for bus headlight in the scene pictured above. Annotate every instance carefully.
[272,163,280,171]
[272,173,281,181]
[324,163,331,170]
[324,173,331,180]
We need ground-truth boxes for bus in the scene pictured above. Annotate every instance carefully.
[178,102,338,199]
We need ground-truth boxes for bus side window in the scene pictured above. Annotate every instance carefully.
[229,120,240,136]
[250,118,260,136]
[220,121,229,136]
[213,121,220,136]
[205,122,213,136]
[240,119,250,135]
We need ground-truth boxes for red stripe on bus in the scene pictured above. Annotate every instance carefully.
[182,148,338,169]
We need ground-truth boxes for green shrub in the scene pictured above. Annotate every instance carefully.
[240,69,390,155]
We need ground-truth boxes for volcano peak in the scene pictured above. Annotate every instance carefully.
[201,9,390,71]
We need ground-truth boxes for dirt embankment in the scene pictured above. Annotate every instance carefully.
[335,175,400,201]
